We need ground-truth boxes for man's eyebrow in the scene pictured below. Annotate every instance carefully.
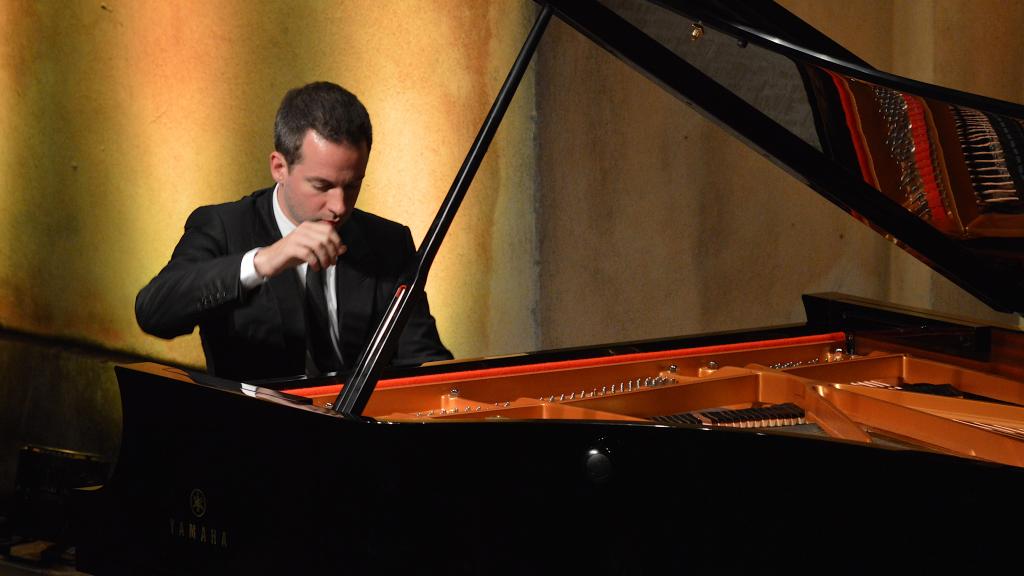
[305,175,366,187]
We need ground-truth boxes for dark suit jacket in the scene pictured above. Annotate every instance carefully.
[135,187,451,381]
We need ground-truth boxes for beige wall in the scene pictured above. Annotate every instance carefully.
[785,0,1024,324]
[534,1,1024,351]
[2,2,1023,505]
[0,1,1022,369]
[0,1,539,367]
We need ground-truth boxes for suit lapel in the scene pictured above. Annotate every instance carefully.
[336,213,377,366]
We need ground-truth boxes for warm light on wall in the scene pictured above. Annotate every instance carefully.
[0,1,539,369]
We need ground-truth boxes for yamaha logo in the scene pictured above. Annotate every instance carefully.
[170,488,228,548]
[190,488,207,518]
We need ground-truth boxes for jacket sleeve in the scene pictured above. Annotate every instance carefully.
[135,205,246,339]
[393,227,454,366]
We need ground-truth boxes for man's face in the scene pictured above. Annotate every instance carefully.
[270,130,369,227]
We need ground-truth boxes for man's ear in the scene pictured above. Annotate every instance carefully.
[269,151,289,182]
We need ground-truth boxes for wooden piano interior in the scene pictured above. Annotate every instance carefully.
[286,332,1024,468]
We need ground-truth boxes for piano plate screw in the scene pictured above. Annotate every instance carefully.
[707,361,719,370]
[449,388,460,398]
[324,402,333,409]
[668,365,678,373]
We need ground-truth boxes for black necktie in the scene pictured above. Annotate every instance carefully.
[304,265,342,375]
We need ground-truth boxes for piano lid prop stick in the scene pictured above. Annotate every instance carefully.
[333,4,554,417]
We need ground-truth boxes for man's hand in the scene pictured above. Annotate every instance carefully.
[253,221,347,278]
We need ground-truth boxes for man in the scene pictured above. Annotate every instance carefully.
[136,81,452,381]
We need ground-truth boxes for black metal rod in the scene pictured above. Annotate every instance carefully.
[333,4,553,417]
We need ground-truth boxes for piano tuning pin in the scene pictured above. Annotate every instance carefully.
[560,394,565,401]
[619,382,624,392]
[475,406,482,411]
[548,396,554,402]
[569,392,575,400]
[601,386,607,395]
[503,401,510,407]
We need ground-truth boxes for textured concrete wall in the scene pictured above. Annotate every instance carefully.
[2,0,1023,519]
[534,1,1023,351]
[0,1,539,368]
[0,0,540,520]
[788,0,1024,321]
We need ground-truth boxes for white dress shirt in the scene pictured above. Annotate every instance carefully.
[239,185,343,362]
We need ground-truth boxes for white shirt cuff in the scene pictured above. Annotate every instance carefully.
[240,247,267,289]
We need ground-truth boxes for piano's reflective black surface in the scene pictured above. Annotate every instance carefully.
[77,1,1024,573]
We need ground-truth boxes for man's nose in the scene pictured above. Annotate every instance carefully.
[326,188,345,217]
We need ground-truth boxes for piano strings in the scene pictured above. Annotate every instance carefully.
[950,105,1024,213]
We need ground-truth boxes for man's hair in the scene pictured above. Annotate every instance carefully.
[274,81,373,166]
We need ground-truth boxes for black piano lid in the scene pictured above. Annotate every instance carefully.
[543,0,1024,314]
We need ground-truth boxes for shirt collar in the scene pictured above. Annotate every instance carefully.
[271,183,296,239]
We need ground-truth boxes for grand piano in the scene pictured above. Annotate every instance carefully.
[77,1,1024,573]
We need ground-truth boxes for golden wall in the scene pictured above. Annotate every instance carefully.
[6,0,1024,518]
[534,1,1024,351]
[1,1,1023,369]
[0,0,538,368]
